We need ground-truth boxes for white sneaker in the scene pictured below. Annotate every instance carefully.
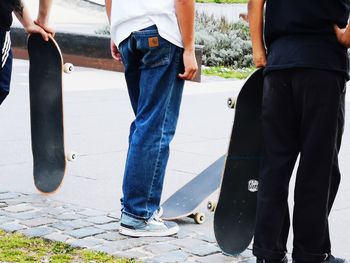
[119,208,178,237]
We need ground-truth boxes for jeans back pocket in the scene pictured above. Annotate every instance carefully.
[135,30,172,69]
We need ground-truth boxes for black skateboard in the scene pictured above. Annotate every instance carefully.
[162,155,225,224]
[27,34,75,194]
[214,68,264,255]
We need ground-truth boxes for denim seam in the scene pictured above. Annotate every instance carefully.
[145,74,175,218]
[145,96,170,217]
[144,44,178,217]
[133,29,158,36]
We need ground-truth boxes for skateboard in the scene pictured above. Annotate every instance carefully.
[27,34,75,194]
[161,155,225,224]
[214,68,264,255]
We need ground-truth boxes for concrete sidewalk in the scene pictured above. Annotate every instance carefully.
[5,0,350,261]
[0,59,349,262]
[0,59,246,262]
[14,0,108,35]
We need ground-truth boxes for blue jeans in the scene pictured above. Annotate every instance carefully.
[118,25,185,220]
[0,30,12,105]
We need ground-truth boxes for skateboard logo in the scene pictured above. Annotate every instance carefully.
[148,37,159,48]
[248,180,259,192]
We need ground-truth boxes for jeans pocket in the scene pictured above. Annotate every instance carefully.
[138,34,171,69]
[118,39,130,68]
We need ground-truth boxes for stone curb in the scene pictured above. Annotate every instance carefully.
[10,27,203,82]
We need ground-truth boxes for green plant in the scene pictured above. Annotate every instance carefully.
[0,230,135,263]
[195,12,253,69]
[95,12,254,71]
[202,66,255,79]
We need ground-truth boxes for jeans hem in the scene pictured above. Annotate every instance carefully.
[253,245,287,261]
[122,210,149,221]
[292,249,329,262]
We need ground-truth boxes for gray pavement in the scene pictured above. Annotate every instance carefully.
[0,59,350,262]
[5,0,350,261]
[0,59,248,262]
[14,0,108,35]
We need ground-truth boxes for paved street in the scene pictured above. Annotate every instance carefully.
[13,0,108,35]
[0,59,349,262]
[4,0,350,261]
[0,59,245,262]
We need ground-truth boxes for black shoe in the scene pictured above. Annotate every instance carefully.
[293,255,348,263]
[324,255,348,263]
[257,256,288,263]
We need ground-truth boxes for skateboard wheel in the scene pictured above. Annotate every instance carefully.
[64,63,74,74]
[194,212,205,224]
[66,151,77,162]
[227,97,236,109]
[207,201,217,212]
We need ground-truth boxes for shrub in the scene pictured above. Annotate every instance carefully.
[96,12,253,69]
[195,12,253,68]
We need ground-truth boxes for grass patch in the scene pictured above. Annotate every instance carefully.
[203,66,255,79]
[0,230,136,263]
[196,0,248,3]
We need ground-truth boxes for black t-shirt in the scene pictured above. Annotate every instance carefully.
[0,1,22,31]
[264,0,350,78]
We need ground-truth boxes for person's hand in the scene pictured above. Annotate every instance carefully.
[178,49,198,80]
[334,24,350,48]
[24,22,51,41]
[253,47,267,68]
[110,40,122,61]
[34,19,55,37]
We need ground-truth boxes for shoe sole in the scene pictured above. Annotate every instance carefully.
[119,225,179,237]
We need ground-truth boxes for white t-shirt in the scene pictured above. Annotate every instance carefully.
[110,0,183,48]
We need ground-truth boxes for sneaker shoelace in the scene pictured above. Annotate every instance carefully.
[146,208,164,224]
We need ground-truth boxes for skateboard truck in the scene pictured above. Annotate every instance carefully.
[63,63,75,163]
[227,97,236,109]
[207,200,217,212]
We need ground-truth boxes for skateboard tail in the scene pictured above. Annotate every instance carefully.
[33,162,66,194]
[214,161,259,255]
[214,185,257,255]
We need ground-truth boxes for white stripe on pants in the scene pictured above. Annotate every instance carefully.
[1,32,11,69]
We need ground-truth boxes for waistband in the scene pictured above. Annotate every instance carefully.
[0,27,10,34]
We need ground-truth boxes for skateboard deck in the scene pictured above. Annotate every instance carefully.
[214,68,264,255]
[162,155,225,224]
[27,34,67,194]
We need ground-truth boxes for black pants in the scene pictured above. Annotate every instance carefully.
[253,69,346,262]
[0,30,12,105]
